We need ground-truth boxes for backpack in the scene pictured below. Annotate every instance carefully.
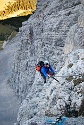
[36,61,44,72]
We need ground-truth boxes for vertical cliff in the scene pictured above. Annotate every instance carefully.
[7,0,84,125]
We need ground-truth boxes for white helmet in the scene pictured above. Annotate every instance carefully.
[44,60,49,65]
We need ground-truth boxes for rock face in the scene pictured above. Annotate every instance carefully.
[8,0,84,125]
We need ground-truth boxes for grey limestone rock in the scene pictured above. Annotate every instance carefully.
[8,0,84,125]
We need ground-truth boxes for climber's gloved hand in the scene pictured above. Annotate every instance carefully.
[47,74,51,78]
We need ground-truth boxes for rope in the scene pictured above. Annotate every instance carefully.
[50,74,83,82]
[55,74,83,77]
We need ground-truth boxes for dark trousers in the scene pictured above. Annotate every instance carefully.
[40,71,54,83]
[40,72,46,83]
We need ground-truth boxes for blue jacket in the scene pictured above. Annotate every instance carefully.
[41,65,55,77]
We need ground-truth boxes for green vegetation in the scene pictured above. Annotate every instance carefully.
[0,41,4,50]
[0,14,31,31]
[0,0,36,42]
[67,63,73,68]
[0,33,11,41]
[0,11,31,49]
[0,24,13,34]
[81,58,84,60]
[43,3,48,9]
[0,24,14,41]
[66,74,84,85]
[66,75,73,82]
[73,76,84,86]
[8,31,17,41]
[79,99,84,116]
[0,24,17,50]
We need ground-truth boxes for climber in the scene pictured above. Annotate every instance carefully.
[40,60,55,83]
